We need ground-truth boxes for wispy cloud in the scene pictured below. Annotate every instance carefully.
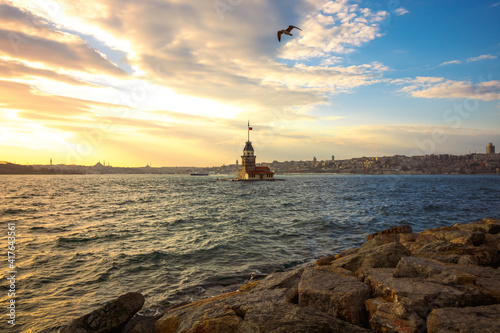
[395,77,500,101]
[439,60,461,66]
[466,54,497,62]
[394,8,410,16]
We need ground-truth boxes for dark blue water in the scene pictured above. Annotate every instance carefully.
[1,174,499,332]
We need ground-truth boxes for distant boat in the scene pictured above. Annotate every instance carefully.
[190,173,209,176]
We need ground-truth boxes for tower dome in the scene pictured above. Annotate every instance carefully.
[244,141,254,152]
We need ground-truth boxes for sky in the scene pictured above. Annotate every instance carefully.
[0,0,499,167]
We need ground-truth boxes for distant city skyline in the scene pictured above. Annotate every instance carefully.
[1,141,496,168]
[1,1,499,167]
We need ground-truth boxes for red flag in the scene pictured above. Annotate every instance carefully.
[249,127,252,130]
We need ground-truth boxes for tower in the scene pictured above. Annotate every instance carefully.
[486,142,495,154]
[239,122,256,177]
[236,122,274,181]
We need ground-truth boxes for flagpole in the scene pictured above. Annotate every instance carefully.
[248,120,250,142]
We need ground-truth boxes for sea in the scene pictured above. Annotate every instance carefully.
[1,174,499,332]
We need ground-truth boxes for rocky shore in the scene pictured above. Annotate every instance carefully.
[55,218,500,333]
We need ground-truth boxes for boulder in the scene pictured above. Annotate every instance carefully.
[419,226,486,246]
[239,303,373,333]
[364,297,385,321]
[331,242,411,272]
[368,299,425,333]
[412,240,497,266]
[450,265,500,302]
[123,313,164,333]
[357,267,489,318]
[250,267,304,303]
[315,247,360,266]
[399,233,439,253]
[393,256,476,285]
[60,292,145,333]
[362,226,414,252]
[454,218,500,235]
[427,304,500,333]
[298,266,370,325]
[366,225,413,241]
[155,292,241,333]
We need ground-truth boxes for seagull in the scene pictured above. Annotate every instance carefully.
[277,25,302,42]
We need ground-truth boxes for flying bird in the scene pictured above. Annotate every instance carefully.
[277,25,302,42]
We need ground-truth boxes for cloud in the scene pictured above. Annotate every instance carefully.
[0,58,95,86]
[395,77,500,101]
[278,0,388,60]
[0,3,126,77]
[394,8,410,16]
[1,0,392,118]
[466,54,497,62]
[0,80,93,116]
[439,60,461,66]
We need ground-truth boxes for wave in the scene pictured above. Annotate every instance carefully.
[56,233,131,247]
[424,204,442,211]
[2,207,38,215]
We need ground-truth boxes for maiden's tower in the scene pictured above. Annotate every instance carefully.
[237,122,274,181]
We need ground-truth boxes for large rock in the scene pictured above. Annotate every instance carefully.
[155,292,241,333]
[60,292,145,333]
[398,233,439,253]
[357,267,489,318]
[411,240,498,266]
[298,266,370,325]
[427,304,500,333]
[315,247,360,266]
[419,226,486,246]
[240,303,373,333]
[249,267,305,303]
[450,264,500,302]
[368,299,425,333]
[454,218,500,235]
[365,225,413,242]
[331,242,411,272]
[393,256,476,285]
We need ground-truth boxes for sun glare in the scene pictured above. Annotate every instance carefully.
[32,76,242,119]
[0,122,72,150]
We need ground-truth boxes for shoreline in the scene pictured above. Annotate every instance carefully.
[52,217,500,333]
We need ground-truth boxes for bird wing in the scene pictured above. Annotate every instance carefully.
[287,25,301,32]
[277,31,282,42]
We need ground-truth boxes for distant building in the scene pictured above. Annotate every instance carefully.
[332,155,335,161]
[237,123,274,181]
[486,142,495,154]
